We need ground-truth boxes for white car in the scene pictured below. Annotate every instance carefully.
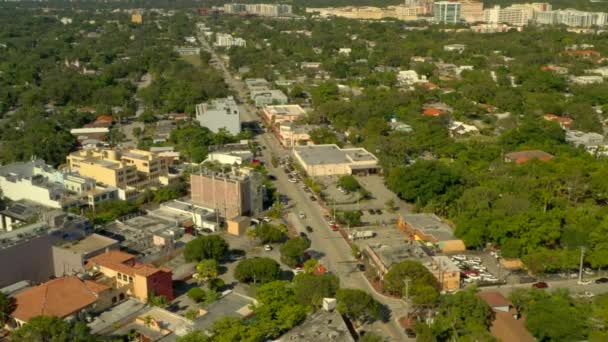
[288,177,297,183]
[578,279,592,285]
[452,255,467,261]
[264,245,273,251]
[576,291,595,298]
[298,212,306,219]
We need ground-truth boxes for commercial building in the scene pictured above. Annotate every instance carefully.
[363,241,429,279]
[190,168,264,219]
[433,1,461,24]
[205,150,254,165]
[279,306,355,342]
[293,144,380,177]
[569,75,604,85]
[52,233,120,277]
[244,78,271,92]
[483,3,545,26]
[250,89,288,107]
[67,148,169,195]
[195,96,241,135]
[277,123,318,148]
[86,250,174,302]
[151,200,218,232]
[397,213,465,252]
[10,276,117,328]
[534,9,608,27]
[428,256,461,290]
[214,33,246,48]
[224,3,293,17]
[306,5,427,21]
[261,104,306,127]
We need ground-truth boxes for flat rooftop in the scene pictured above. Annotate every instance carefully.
[294,144,377,166]
[279,309,355,342]
[193,291,255,332]
[368,242,430,268]
[431,255,460,273]
[265,104,305,116]
[403,213,456,241]
[58,233,118,254]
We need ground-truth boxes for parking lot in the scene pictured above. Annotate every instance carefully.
[450,254,501,286]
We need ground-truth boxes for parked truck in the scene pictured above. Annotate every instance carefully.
[348,230,375,240]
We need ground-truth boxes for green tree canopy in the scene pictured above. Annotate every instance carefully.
[234,257,281,284]
[280,237,311,268]
[11,316,96,342]
[336,288,383,324]
[184,235,229,262]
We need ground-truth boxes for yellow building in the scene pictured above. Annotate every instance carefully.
[67,149,168,193]
[131,12,143,24]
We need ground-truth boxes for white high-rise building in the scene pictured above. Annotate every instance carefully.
[433,1,461,24]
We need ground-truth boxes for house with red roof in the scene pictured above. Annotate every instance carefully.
[479,291,535,342]
[543,114,573,129]
[86,250,173,302]
[505,150,554,165]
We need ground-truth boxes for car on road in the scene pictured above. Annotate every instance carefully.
[575,291,595,299]
[288,177,297,183]
[299,232,308,238]
[306,226,314,233]
[264,244,273,251]
[356,264,365,271]
[532,281,549,289]
[578,279,593,285]
[298,212,306,219]
[267,174,277,181]
[596,277,608,284]
[330,223,339,231]
[405,329,417,338]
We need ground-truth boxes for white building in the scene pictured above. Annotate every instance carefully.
[534,9,608,27]
[250,89,288,107]
[151,200,218,232]
[443,44,466,52]
[224,3,293,17]
[338,48,352,56]
[195,96,241,135]
[569,75,604,85]
[434,1,461,24]
[205,151,253,166]
[214,33,246,48]
[397,70,427,86]
[449,121,479,137]
[566,130,604,147]
[588,67,608,78]
[483,4,540,26]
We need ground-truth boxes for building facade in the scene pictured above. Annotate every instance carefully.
[293,144,380,176]
[433,1,461,24]
[195,96,241,135]
[190,168,263,219]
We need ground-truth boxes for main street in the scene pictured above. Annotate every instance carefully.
[199,36,409,340]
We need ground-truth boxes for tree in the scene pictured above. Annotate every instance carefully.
[524,290,588,341]
[280,237,311,268]
[336,288,382,324]
[383,260,439,306]
[337,210,363,227]
[0,292,15,326]
[187,287,206,303]
[309,127,341,145]
[338,175,360,192]
[184,235,229,262]
[234,257,281,284]
[359,332,384,342]
[303,258,318,274]
[252,223,287,244]
[11,316,96,342]
[196,259,219,283]
[293,272,340,308]
[431,288,495,341]
[177,331,211,342]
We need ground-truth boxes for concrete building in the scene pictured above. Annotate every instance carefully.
[569,75,604,85]
[67,148,169,196]
[190,168,264,219]
[397,213,465,253]
[0,160,74,209]
[433,1,461,24]
[278,123,318,148]
[174,46,201,56]
[306,5,427,21]
[214,33,246,48]
[224,3,293,17]
[261,104,306,127]
[205,150,254,165]
[483,3,544,26]
[443,43,466,52]
[566,130,604,148]
[227,216,250,236]
[52,234,120,277]
[86,250,174,302]
[195,96,240,135]
[279,307,355,342]
[244,78,271,92]
[534,9,608,27]
[151,200,218,232]
[397,70,427,86]
[250,89,288,107]
[459,0,483,23]
[111,306,194,341]
[293,144,380,177]
[363,242,429,279]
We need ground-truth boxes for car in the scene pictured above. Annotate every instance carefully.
[298,212,306,219]
[262,217,272,223]
[405,329,416,338]
[264,245,273,251]
[306,226,314,233]
[452,255,467,261]
[368,209,375,215]
[267,174,277,181]
[595,277,608,284]
[463,270,479,276]
[578,279,592,285]
[288,177,297,183]
[532,281,549,289]
[199,228,213,234]
[575,291,595,299]
[375,209,383,215]
[330,224,339,231]
[299,232,308,239]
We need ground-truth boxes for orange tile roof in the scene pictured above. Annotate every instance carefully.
[12,276,100,322]
[423,108,444,117]
[543,114,573,127]
[87,250,167,277]
[505,150,554,165]
[96,115,114,123]
[479,291,511,308]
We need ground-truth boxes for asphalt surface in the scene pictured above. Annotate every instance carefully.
[198,36,410,341]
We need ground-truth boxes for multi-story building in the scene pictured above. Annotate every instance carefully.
[244,78,271,92]
[195,96,241,135]
[214,33,246,48]
[278,123,319,148]
[459,0,483,23]
[433,1,461,24]
[86,250,174,302]
[534,9,608,27]
[293,144,380,176]
[67,149,168,196]
[190,168,263,219]
[224,3,293,17]
[261,104,306,127]
[484,3,551,26]
[250,89,288,107]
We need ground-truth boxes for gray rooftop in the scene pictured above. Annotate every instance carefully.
[294,144,377,166]
[193,291,255,332]
[403,213,456,241]
[279,309,355,342]
[368,241,430,268]
[58,233,118,254]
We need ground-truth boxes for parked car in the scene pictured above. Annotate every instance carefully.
[264,245,273,251]
[405,329,416,338]
[532,281,549,289]
[578,279,593,285]
[452,255,467,261]
[595,277,608,284]
[309,195,317,201]
[288,177,297,183]
[299,232,308,239]
[330,223,339,231]
[306,226,314,233]
[298,212,306,219]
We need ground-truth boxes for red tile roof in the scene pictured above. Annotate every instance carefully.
[479,291,511,308]
[423,108,445,117]
[87,250,169,277]
[505,150,554,165]
[96,115,114,123]
[12,276,102,322]
[543,114,573,128]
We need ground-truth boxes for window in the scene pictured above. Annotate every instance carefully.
[129,276,133,283]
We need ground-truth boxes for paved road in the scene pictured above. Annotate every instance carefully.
[199,36,410,341]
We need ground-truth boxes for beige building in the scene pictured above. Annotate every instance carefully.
[293,144,380,177]
[459,0,484,23]
[227,216,251,236]
[428,256,461,290]
[261,104,306,127]
[278,123,318,148]
[306,5,427,21]
[67,149,168,197]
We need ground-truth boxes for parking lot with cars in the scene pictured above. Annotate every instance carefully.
[451,254,502,286]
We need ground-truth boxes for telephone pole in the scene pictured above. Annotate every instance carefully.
[403,277,411,316]
[578,246,586,283]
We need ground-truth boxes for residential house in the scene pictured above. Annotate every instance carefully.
[244,78,270,92]
[566,130,604,148]
[543,114,573,129]
[479,291,535,342]
[448,121,479,137]
[443,44,466,52]
[569,75,604,85]
[86,250,174,302]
